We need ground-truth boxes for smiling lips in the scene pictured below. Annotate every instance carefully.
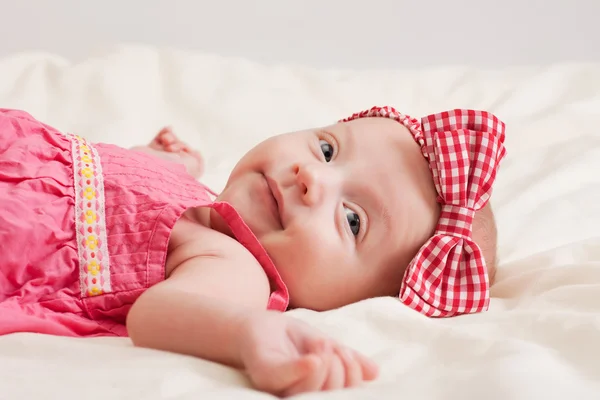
[265,175,284,229]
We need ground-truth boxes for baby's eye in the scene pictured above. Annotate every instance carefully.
[344,207,360,236]
[319,139,334,162]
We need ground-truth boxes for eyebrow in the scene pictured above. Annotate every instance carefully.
[336,123,393,242]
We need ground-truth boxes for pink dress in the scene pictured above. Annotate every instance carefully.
[0,109,289,337]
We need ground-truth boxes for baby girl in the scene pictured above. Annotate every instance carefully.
[0,106,505,396]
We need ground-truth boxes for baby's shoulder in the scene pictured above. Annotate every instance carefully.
[165,212,271,297]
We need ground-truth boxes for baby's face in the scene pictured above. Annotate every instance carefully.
[213,117,441,310]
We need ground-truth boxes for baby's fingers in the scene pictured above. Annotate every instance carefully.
[321,349,345,391]
[157,127,175,143]
[337,347,363,388]
[253,355,319,395]
[351,349,379,381]
[166,142,184,152]
[281,341,331,397]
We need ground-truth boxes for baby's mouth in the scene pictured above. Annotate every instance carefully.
[265,175,284,230]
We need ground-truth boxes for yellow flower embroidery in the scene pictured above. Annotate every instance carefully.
[87,260,100,276]
[82,167,93,178]
[84,186,96,200]
[89,286,102,296]
[86,235,97,250]
[85,210,96,224]
[68,133,112,298]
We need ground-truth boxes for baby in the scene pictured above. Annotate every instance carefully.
[0,106,505,396]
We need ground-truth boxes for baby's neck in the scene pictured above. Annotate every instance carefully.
[183,206,212,228]
[184,205,236,239]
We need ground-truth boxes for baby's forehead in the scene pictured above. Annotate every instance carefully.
[329,116,435,202]
[331,117,420,157]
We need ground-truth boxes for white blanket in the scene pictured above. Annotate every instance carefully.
[1,45,599,399]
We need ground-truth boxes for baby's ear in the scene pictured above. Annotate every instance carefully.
[472,203,498,285]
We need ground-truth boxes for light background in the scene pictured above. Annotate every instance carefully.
[0,0,597,68]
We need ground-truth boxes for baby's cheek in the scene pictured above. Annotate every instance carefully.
[487,262,497,285]
[267,228,332,278]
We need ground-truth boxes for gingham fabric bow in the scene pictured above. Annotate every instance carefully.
[340,106,507,317]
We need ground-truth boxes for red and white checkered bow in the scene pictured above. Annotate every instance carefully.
[340,106,507,317]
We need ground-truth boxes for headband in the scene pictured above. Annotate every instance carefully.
[339,106,506,317]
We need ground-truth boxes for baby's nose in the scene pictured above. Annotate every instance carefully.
[293,163,339,206]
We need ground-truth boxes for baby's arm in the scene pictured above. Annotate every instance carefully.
[126,222,378,396]
[126,223,270,367]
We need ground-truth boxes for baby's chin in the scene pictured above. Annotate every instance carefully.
[212,202,281,248]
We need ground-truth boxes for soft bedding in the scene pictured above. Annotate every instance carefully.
[0,45,599,399]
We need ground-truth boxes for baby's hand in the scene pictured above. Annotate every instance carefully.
[238,312,378,397]
[147,126,204,178]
